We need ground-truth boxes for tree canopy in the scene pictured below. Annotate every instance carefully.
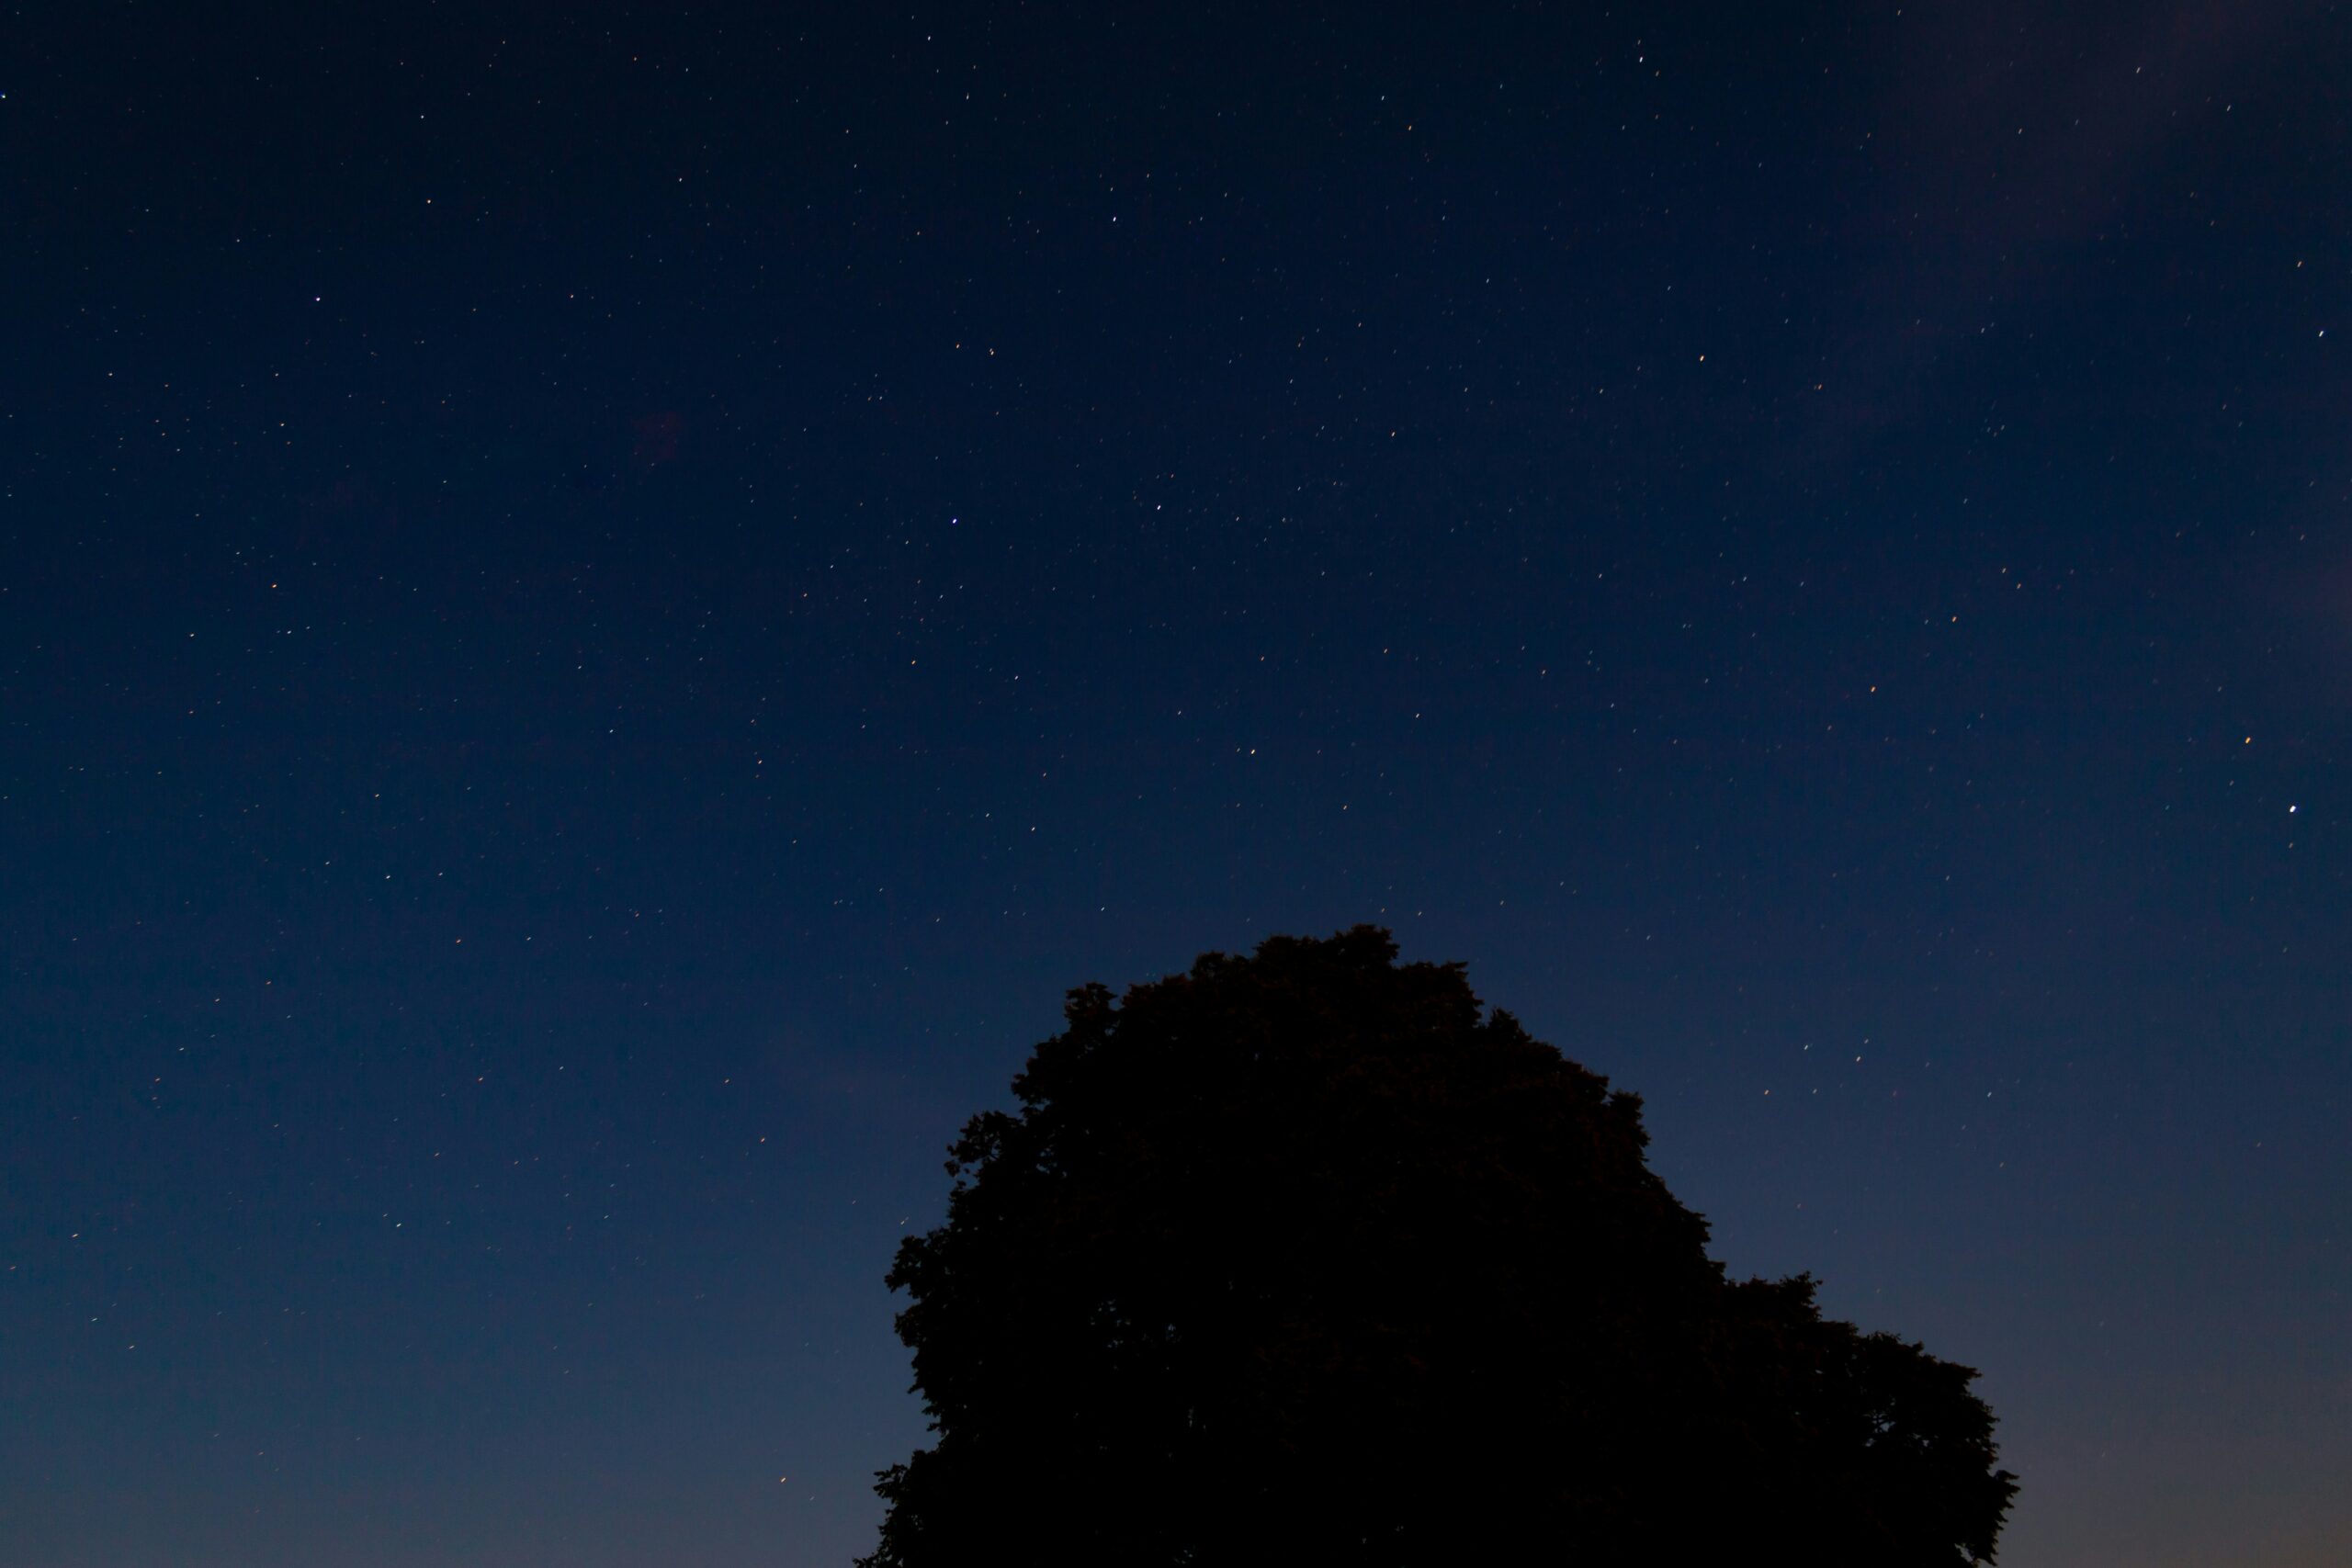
[862,927,2016,1565]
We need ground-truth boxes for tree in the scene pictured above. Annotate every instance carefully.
[861,927,2016,1565]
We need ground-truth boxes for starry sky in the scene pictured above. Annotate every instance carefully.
[4,4,2348,1564]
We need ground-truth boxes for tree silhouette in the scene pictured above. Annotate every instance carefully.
[861,927,2016,1565]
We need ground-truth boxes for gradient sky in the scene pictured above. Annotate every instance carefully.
[4,4,2348,1564]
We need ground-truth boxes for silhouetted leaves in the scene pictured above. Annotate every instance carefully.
[863,927,2015,1565]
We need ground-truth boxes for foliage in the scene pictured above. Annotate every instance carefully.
[861,927,2016,1565]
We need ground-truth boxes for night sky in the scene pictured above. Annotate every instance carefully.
[5,4,2348,1563]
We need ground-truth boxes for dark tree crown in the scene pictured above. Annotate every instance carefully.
[862,927,2016,1566]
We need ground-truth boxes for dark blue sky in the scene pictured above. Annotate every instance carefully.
[4,4,2347,1563]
